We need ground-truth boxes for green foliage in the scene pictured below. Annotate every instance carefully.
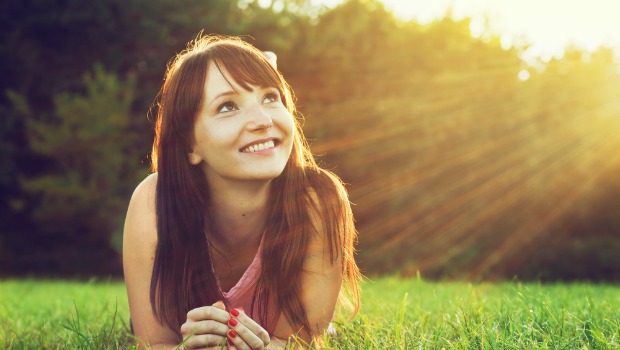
[23,64,138,220]
[326,278,620,349]
[2,278,620,349]
[279,1,620,281]
[2,92,29,187]
[2,0,620,279]
[0,279,134,349]
[11,65,143,275]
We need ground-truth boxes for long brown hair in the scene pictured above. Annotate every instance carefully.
[150,35,360,340]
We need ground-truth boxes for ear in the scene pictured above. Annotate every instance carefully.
[188,149,202,165]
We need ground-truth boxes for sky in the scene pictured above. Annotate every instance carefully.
[311,0,620,63]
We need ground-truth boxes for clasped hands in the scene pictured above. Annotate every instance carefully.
[180,301,270,350]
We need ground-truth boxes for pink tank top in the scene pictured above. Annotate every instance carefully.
[220,239,279,334]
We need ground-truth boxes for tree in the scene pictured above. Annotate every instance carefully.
[5,65,142,275]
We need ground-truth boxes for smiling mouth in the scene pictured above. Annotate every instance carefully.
[240,139,278,153]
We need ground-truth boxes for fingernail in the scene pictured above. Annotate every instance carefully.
[228,318,238,327]
[228,329,237,338]
[238,306,244,311]
[227,337,234,346]
[230,308,240,317]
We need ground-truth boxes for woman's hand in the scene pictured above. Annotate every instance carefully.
[225,308,271,350]
[180,301,231,349]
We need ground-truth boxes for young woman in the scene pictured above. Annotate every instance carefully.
[123,35,361,349]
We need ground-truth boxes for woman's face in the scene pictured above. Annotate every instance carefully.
[189,62,295,185]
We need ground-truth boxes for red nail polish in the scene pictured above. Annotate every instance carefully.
[228,329,237,338]
[230,308,240,317]
[227,338,234,346]
[228,318,238,327]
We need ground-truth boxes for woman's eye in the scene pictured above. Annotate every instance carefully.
[217,101,238,113]
[263,92,280,104]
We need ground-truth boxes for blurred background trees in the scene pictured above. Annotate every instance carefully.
[1,0,619,281]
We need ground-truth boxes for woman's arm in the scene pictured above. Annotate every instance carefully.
[124,174,232,349]
[224,189,346,349]
[226,241,340,350]
[123,173,181,349]
[208,194,343,349]
[269,190,345,348]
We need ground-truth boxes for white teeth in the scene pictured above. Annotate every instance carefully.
[242,140,276,153]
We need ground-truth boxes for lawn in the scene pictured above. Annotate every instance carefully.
[1,277,619,349]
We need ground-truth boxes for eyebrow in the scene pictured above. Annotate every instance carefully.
[208,90,238,106]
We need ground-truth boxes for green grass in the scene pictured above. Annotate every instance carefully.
[1,277,619,349]
[0,278,133,349]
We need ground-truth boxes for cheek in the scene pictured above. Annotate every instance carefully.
[198,121,223,144]
[280,111,295,134]
[288,121,296,140]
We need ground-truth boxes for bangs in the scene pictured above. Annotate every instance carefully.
[209,43,282,93]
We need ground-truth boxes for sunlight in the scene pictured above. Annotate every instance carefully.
[517,69,530,81]
[349,0,620,62]
[477,0,620,64]
[468,18,484,39]
[301,46,620,278]
[349,92,620,277]
[297,0,620,279]
[379,0,454,25]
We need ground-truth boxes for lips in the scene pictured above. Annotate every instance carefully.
[240,138,279,153]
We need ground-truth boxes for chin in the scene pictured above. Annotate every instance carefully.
[245,166,287,181]
[252,170,286,181]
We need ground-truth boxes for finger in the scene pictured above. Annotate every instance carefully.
[212,300,226,310]
[187,305,230,322]
[181,319,229,337]
[229,308,270,347]
[226,316,269,349]
[226,328,251,350]
[183,334,228,349]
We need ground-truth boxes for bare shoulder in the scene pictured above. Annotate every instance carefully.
[123,173,179,345]
[306,186,327,240]
[306,169,351,233]
[309,168,350,206]
[124,173,159,253]
[305,170,352,264]
[130,173,158,213]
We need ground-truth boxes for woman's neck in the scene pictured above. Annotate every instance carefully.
[207,178,271,249]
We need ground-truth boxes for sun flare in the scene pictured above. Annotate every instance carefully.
[296,0,620,279]
[322,0,620,62]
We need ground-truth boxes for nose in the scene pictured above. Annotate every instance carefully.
[246,104,273,131]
